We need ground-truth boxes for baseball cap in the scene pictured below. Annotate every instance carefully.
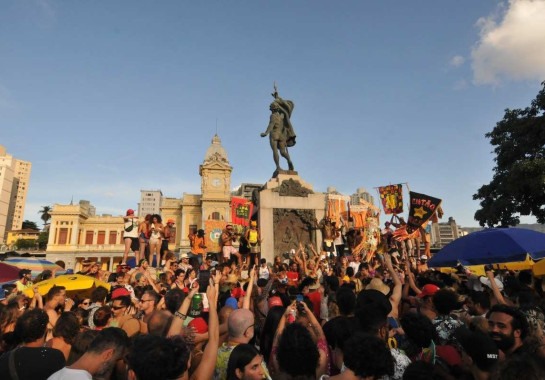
[417,284,440,298]
[111,287,130,300]
[167,218,175,224]
[420,255,428,261]
[268,296,283,308]
[126,209,135,216]
[18,269,32,278]
[188,317,208,334]
[479,276,504,291]
[225,297,238,310]
[455,327,499,371]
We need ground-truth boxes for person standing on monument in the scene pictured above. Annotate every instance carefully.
[260,86,296,172]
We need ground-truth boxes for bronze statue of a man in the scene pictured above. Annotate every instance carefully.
[261,86,296,172]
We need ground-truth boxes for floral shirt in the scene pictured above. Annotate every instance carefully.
[432,315,464,346]
[213,342,271,380]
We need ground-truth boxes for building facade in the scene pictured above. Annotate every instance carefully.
[137,190,163,217]
[45,134,237,271]
[0,146,32,244]
[430,217,466,248]
[350,187,375,206]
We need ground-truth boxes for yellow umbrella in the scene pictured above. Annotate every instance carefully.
[533,259,545,276]
[24,274,111,297]
[437,255,535,277]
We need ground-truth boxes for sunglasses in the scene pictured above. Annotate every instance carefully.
[111,305,125,310]
[81,302,90,306]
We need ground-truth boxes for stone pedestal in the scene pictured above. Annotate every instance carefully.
[259,174,326,263]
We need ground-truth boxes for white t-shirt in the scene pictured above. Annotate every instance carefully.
[259,265,270,280]
[48,367,92,380]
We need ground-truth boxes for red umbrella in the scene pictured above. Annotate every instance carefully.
[0,262,20,283]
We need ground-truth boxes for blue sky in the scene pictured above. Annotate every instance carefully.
[1,1,545,227]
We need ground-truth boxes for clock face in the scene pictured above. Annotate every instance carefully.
[212,178,221,187]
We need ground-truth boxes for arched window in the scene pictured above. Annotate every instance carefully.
[211,212,221,220]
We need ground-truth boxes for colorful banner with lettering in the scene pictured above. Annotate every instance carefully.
[378,184,404,214]
[204,220,227,253]
[231,197,253,227]
[407,191,442,233]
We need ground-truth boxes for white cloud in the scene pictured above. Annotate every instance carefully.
[450,55,465,67]
[472,0,545,85]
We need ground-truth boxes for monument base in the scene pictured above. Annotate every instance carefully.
[258,173,326,263]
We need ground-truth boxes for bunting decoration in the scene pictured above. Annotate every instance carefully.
[378,184,404,214]
[231,197,253,227]
[407,191,442,233]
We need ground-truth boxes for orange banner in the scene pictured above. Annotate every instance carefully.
[205,220,227,253]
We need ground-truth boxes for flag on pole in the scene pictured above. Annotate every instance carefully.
[407,191,442,233]
[231,197,253,227]
[378,184,404,214]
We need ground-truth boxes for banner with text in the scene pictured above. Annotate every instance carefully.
[407,191,442,233]
[231,197,254,227]
[378,184,404,214]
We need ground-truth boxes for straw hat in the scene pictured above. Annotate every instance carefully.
[366,278,390,295]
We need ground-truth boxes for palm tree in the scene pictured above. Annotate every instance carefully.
[38,205,52,228]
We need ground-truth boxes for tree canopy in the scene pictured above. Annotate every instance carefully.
[22,220,39,230]
[39,205,52,226]
[474,81,545,227]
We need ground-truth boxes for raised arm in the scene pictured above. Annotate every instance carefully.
[243,267,256,310]
[384,253,402,309]
[168,284,199,337]
[190,279,219,380]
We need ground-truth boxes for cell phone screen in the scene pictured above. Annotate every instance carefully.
[198,270,211,293]
[296,294,303,302]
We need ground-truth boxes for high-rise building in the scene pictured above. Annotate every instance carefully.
[350,187,375,206]
[137,190,163,217]
[0,146,32,244]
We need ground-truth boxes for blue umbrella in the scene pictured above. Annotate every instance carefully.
[428,228,545,268]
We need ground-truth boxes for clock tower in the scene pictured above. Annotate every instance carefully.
[199,134,232,222]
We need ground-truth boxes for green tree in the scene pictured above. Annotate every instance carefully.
[474,81,545,227]
[22,220,39,230]
[38,231,49,250]
[14,239,37,250]
[39,205,52,227]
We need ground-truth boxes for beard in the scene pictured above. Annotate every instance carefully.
[490,331,516,352]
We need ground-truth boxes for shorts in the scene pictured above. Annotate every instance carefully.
[322,240,335,253]
[161,240,169,252]
[125,237,139,252]
[149,238,160,245]
[222,245,238,259]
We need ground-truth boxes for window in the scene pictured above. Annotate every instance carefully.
[109,231,117,245]
[85,231,93,245]
[97,231,106,245]
[58,228,68,245]
[211,212,221,220]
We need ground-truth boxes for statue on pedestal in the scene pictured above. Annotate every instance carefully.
[260,84,296,174]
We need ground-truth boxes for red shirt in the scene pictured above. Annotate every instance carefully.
[287,271,299,286]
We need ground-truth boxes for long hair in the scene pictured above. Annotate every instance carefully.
[260,306,285,365]
[226,343,260,380]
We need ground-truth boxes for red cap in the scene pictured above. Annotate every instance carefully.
[188,317,208,334]
[231,287,245,299]
[167,218,175,224]
[111,287,130,299]
[268,296,283,308]
[417,284,440,298]
[126,209,135,216]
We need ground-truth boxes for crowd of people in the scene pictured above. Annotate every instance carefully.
[1,217,545,380]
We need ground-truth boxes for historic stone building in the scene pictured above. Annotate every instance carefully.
[45,134,236,271]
